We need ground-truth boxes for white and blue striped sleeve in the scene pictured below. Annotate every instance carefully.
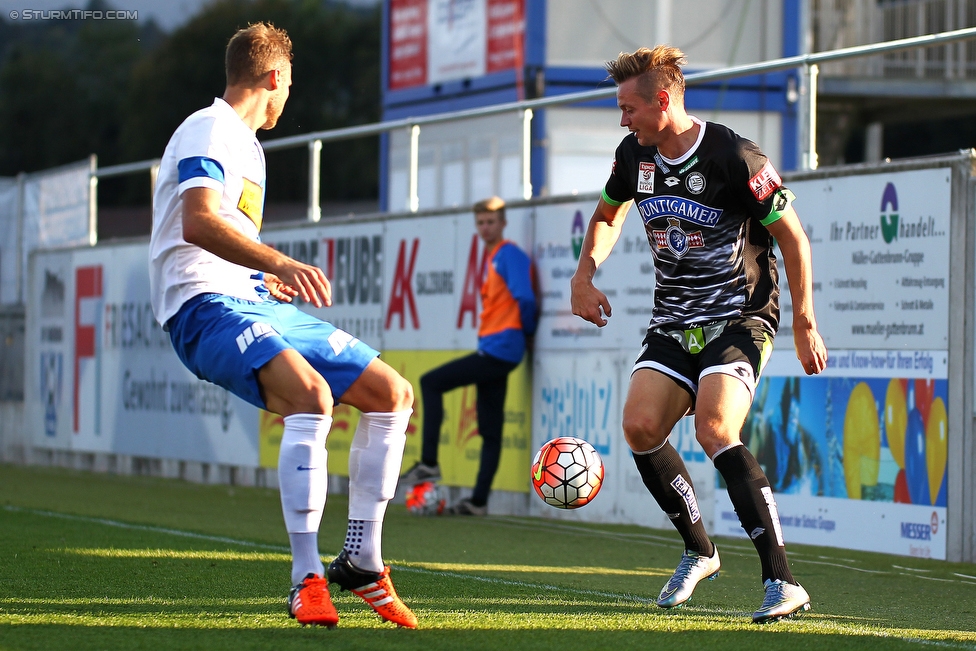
[177,156,224,194]
[175,118,227,195]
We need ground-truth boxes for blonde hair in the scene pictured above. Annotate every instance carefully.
[473,196,506,219]
[606,45,687,103]
[225,23,293,86]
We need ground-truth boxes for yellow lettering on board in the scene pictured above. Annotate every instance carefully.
[237,178,264,229]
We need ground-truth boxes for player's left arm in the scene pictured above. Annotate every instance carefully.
[765,207,828,375]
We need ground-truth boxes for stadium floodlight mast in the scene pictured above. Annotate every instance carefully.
[91,26,976,229]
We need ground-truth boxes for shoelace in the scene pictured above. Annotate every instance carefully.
[759,580,788,609]
[301,576,328,609]
[666,553,701,588]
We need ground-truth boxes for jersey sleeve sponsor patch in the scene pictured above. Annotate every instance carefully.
[237,177,264,229]
[748,160,782,201]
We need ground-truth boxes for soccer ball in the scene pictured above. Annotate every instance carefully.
[405,481,446,515]
[530,437,604,509]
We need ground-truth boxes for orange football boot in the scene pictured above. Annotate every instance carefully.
[287,573,339,628]
[327,550,418,628]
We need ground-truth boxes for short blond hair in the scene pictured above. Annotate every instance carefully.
[473,196,506,219]
[606,45,686,103]
[225,23,293,86]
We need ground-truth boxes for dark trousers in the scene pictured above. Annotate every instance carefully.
[420,352,518,505]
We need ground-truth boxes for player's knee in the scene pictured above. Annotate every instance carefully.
[311,381,335,414]
[693,416,738,453]
[294,374,334,415]
[621,410,668,451]
[387,375,414,412]
[364,372,414,413]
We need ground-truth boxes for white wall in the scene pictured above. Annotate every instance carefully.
[546,0,783,69]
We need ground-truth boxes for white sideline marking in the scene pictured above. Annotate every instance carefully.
[895,565,934,572]
[4,504,976,649]
[899,572,976,586]
[493,517,885,575]
[3,505,288,551]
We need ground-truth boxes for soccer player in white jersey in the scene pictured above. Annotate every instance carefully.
[149,23,417,629]
[571,46,828,623]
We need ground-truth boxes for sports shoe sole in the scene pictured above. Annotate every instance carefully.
[753,601,811,624]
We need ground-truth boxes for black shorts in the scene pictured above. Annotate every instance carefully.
[632,317,773,408]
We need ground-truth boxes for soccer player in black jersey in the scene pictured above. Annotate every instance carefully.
[570,45,828,623]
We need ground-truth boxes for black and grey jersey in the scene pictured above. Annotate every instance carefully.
[603,118,788,332]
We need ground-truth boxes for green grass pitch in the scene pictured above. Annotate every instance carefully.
[1,463,974,650]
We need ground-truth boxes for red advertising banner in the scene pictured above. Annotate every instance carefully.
[486,0,524,74]
[389,0,427,91]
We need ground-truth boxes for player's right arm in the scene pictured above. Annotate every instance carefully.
[570,196,631,327]
[181,187,332,308]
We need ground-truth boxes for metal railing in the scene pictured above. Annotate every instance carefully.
[91,26,976,226]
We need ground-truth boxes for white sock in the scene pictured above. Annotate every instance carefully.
[289,532,324,585]
[346,410,410,570]
[343,519,383,573]
[278,413,331,583]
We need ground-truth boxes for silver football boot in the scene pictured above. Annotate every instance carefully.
[656,546,721,608]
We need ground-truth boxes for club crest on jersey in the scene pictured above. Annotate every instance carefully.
[685,172,705,194]
[638,161,655,194]
[652,218,704,258]
[686,171,705,194]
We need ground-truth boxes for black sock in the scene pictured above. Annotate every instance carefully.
[632,443,713,556]
[713,444,795,584]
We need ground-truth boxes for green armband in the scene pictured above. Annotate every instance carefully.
[602,188,624,206]
[760,187,796,226]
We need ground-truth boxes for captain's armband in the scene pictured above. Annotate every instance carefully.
[760,187,796,226]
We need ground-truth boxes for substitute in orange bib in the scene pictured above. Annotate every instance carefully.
[399,197,537,516]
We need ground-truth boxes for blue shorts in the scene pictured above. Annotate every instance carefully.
[168,293,379,410]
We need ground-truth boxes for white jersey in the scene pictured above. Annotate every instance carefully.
[150,97,267,326]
